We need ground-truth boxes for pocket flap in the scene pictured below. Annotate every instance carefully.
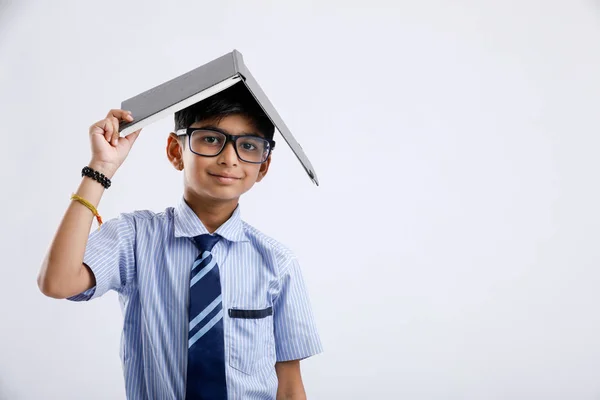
[228,307,273,319]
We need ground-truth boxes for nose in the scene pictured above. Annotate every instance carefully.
[217,141,238,166]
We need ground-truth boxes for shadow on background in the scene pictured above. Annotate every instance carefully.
[0,1,24,48]
[0,377,17,400]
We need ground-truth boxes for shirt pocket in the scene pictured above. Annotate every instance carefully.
[228,306,274,375]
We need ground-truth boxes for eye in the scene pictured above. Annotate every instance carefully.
[241,142,257,151]
[238,137,267,153]
[193,131,224,146]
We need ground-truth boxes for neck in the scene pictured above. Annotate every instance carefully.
[183,191,239,233]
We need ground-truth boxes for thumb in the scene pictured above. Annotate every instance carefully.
[124,129,142,145]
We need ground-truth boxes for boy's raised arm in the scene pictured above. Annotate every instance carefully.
[37,109,141,299]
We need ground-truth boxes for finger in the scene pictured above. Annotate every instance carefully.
[89,120,105,137]
[102,118,113,143]
[109,116,120,146]
[106,109,133,121]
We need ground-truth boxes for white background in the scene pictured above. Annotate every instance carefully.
[1,1,600,399]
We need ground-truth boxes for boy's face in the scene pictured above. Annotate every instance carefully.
[167,114,271,205]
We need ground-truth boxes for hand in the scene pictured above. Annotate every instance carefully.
[88,109,142,178]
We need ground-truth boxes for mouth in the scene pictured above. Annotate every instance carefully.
[208,172,242,184]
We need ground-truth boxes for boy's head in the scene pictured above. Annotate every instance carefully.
[167,83,275,204]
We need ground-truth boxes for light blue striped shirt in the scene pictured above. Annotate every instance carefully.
[68,197,323,399]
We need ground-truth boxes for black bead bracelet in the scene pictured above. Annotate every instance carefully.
[82,166,112,189]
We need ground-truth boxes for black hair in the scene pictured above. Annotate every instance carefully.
[174,82,275,140]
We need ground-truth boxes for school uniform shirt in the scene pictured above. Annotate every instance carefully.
[68,196,323,400]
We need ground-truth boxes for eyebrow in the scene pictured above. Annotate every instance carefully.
[195,124,264,138]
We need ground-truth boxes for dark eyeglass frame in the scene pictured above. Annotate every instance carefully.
[175,128,276,164]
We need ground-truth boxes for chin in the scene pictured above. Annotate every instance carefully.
[197,183,249,202]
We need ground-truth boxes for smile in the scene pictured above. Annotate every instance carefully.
[208,173,242,183]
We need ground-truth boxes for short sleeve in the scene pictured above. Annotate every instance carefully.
[273,257,323,362]
[67,213,136,302]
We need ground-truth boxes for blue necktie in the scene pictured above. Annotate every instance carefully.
[185,234,227,400]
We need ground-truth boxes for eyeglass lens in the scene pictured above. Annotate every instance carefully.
[189,130,270,163]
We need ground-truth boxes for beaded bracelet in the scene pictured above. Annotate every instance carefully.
[82,166,111,189]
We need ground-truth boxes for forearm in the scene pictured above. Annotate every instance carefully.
[275,360,306,400]
[276,392,306,400]
[38,164,112,298]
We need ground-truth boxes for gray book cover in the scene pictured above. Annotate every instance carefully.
[118,50,318,185]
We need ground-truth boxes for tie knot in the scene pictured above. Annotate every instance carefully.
[192,234,221,252]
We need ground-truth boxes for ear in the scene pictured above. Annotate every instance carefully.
[167,132,184,170]
[255,155,272,182]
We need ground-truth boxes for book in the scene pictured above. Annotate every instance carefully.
[118,49,319,185]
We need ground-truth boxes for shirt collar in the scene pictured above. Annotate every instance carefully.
[174,196,249,243]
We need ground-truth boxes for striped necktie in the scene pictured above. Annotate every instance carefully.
[185,234,227,400]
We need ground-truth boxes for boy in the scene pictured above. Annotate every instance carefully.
[37,83,323,400]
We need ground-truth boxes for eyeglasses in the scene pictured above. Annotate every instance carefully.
[175,128,275,164]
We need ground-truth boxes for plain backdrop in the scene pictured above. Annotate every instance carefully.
[1,1,600,399]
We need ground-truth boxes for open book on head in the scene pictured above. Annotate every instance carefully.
[118,49,319,186]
